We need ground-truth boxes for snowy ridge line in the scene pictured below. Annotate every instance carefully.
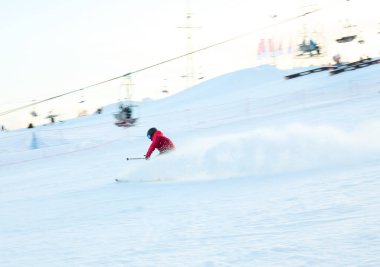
[0,132,129,167]
[138,83,282,120]
[132,77,379,125]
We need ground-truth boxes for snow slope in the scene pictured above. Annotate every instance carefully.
[1,63,380,266]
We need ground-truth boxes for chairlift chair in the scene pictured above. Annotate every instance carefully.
[336,35,357,43]
[113,103,138,128]
[297,39,321,57]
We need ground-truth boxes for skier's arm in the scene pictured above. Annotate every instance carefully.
[145,138,159,158]
[145,145,154,159]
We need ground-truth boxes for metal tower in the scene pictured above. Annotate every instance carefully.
[178,11,201,89]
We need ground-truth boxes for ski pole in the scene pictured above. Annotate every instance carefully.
[126,157,146,160]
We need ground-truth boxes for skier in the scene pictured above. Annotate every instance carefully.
[333,54,344,67]
[114,104,137,127]
[145,127,175,159]
[123,105,132,119]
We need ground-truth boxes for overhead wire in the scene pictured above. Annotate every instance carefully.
[0,9,320,117]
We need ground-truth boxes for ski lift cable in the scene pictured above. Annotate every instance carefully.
[0,75,125,117]
[0,9,320,118]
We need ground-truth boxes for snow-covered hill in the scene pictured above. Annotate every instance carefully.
[1,63,380,266]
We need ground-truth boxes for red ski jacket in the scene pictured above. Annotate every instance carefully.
[145,130,175,158]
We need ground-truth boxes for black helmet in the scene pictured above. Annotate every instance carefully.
[147,127,157,140]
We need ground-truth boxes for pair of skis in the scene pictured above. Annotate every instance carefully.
[115,157,161,183]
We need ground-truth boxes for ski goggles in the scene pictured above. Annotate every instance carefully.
[147,134,151,140]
